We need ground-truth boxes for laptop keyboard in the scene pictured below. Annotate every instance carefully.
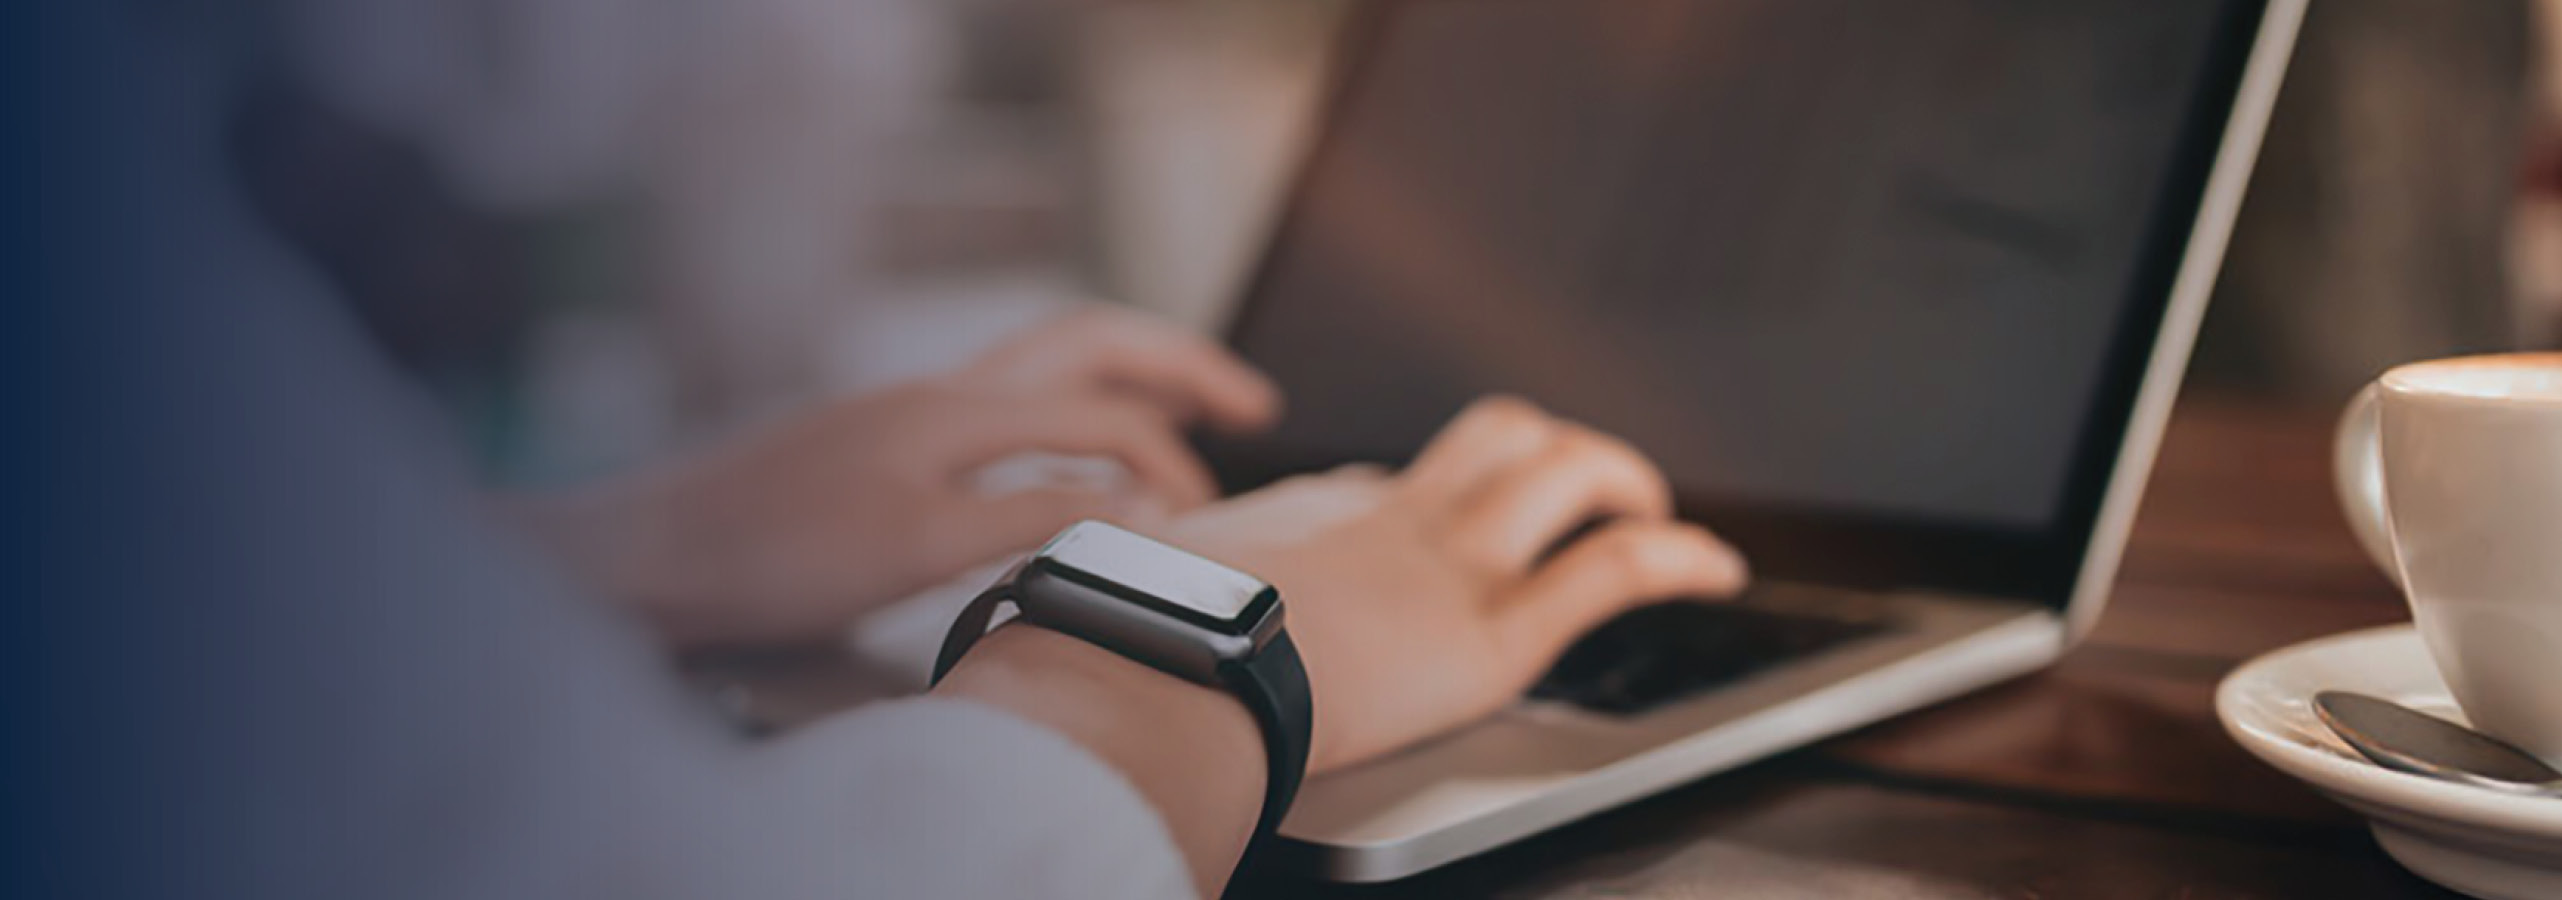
[1529,599,1895,716]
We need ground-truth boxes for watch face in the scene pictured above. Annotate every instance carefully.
[1039,521,1268,622]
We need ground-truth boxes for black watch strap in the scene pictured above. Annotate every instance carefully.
[928,586,1006,685]
[927,584,1312,843]
[1221,631,1311,842]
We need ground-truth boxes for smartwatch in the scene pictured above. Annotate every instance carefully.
[929,520,1313,842]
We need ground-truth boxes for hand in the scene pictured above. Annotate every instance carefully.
[935,396,1747,898]
[1167,397,1750,772]
[520,306,1279,647]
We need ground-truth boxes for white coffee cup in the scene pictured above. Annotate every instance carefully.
[2336,352,2562,763]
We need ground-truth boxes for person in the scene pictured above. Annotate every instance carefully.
[28,6,1748,900]
[507,305,1749,897]
[510,305,1291,650]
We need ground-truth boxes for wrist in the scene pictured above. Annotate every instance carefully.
[934,624,1267,897]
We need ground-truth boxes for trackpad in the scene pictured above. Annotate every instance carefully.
[1530,601,1893,715]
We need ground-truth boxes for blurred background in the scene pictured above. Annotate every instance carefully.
[232,0,2561,487]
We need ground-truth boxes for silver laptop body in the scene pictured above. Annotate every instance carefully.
[1202,0,2308,881]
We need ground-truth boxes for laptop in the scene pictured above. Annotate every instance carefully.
[1196,0,2306,881]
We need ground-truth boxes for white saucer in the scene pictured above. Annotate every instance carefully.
[2217,624,2562,900]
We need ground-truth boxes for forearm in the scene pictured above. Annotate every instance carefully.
[933,625,1268,899]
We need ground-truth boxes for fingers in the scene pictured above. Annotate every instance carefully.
[1494,520,1748,662]
[1403,396,1558,501]
[948,395,1221,509]
[1405,397,1676,575]
[981,307,1282,434]
[1444,426,1673,570]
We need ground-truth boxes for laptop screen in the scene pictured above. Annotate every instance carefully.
[1211,0,2270,605]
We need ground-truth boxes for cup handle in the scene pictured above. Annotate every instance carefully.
[2333,383,2400,584]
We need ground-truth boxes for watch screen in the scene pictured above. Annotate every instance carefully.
[1040,522,1267,621]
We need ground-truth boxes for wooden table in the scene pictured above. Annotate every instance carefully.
[1226,393,2459,899]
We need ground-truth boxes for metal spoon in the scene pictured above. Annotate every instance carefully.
[2313,691,2562,797]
